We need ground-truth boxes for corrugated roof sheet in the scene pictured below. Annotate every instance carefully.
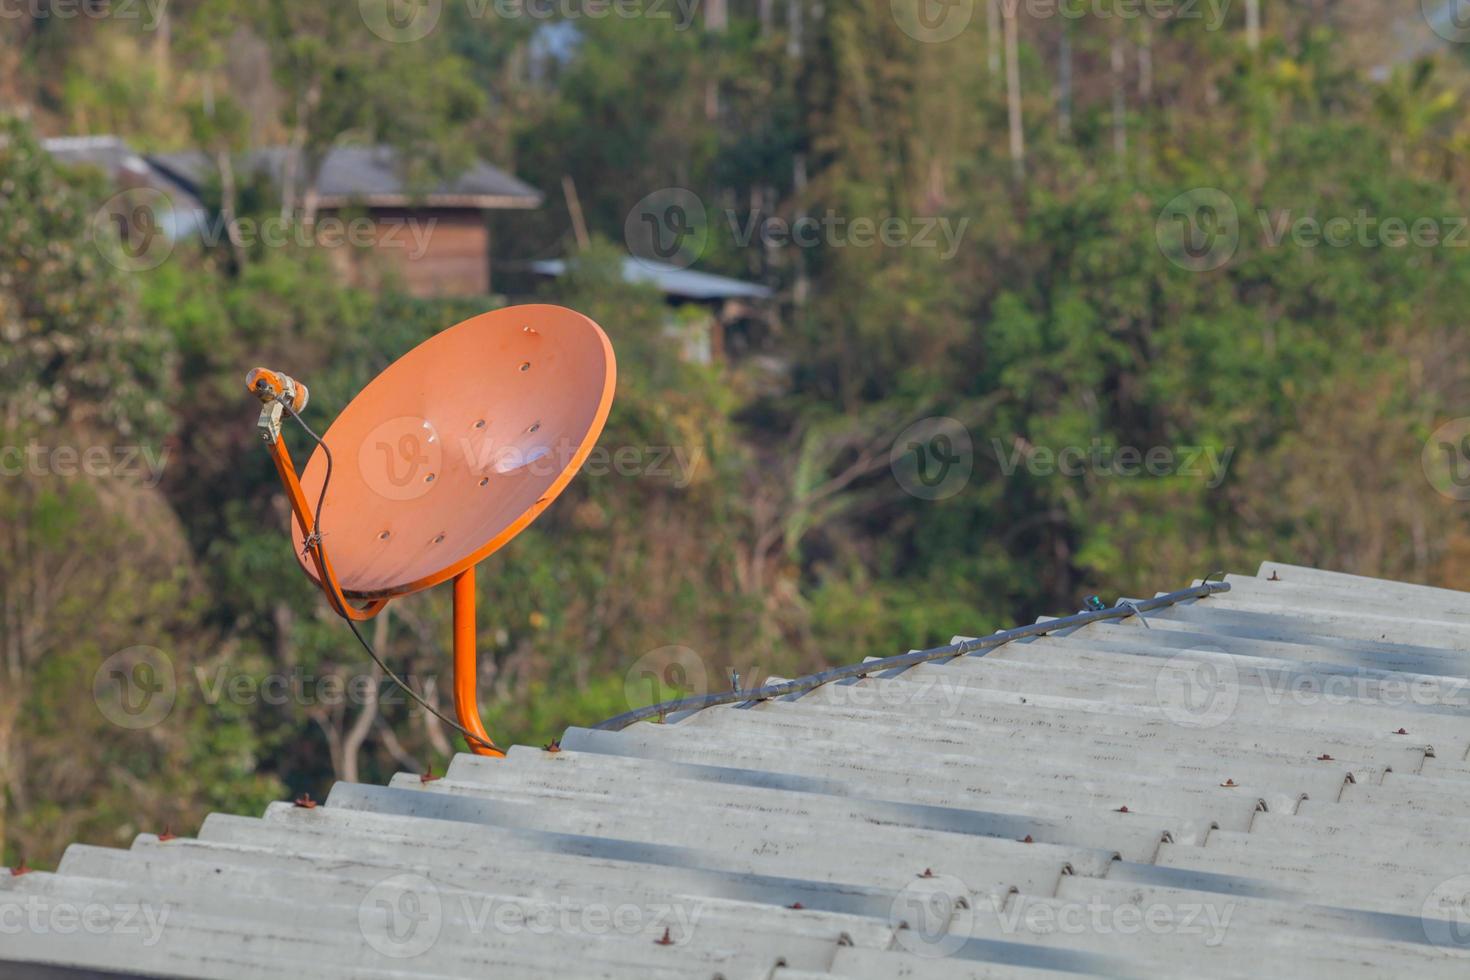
[531,256,775,301]
[5,561,1470,978]
[148,146,543,209]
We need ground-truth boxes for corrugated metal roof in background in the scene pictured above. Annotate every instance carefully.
[4,561,1470,979]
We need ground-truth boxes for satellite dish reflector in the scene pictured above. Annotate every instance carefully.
[291,304,615,598]
[246,304,616,757]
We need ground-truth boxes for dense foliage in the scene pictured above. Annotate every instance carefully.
[3,1,1469,866]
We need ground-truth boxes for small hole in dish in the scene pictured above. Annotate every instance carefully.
[478,477,489,487]
[473,419,486,429]
[527,422,541,434]
[424,473,436,484]
[519,361,531,372]
[432,533,445,544]
[378,531,390,541]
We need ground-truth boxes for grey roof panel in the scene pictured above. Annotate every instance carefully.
[530,256,774,300]
[148,146,542,209]
[7,562,1470,977]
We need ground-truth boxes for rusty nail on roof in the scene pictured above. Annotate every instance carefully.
[788,902,804,910]
[419,769,440,784]
[158,826,177,842]
[654,928,673,946]
[1116,805,1130,813]
[1220,778,1237,788]
[294,793,318,809]
[919,868,935,878]
[1268,570,1280,581]
[10,862,30,876]
[1393,728,1408,735]
[545,740,562,753]
[1019,834,1034,843]
[1316,754,1334,762]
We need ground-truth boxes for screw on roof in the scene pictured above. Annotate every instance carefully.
[158,826,177,841]
[420,768,441,783]
[654,928,673,946]
[294,793,318,809]
[545,740,562,753]
[1220,779,1237,788]
[1316,754,1334,761]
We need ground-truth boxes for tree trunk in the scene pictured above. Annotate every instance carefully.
[1057,22,1072,139]
[1111,36,1127,168]
[987,0,1001,77]
[1002,0,1024,180]
[1245,0,1260,51]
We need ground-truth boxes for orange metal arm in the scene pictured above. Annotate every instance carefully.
[265,433,389,622]
[453,567,504,757]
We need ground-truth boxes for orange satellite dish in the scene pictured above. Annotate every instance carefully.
[246,304,616,757]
